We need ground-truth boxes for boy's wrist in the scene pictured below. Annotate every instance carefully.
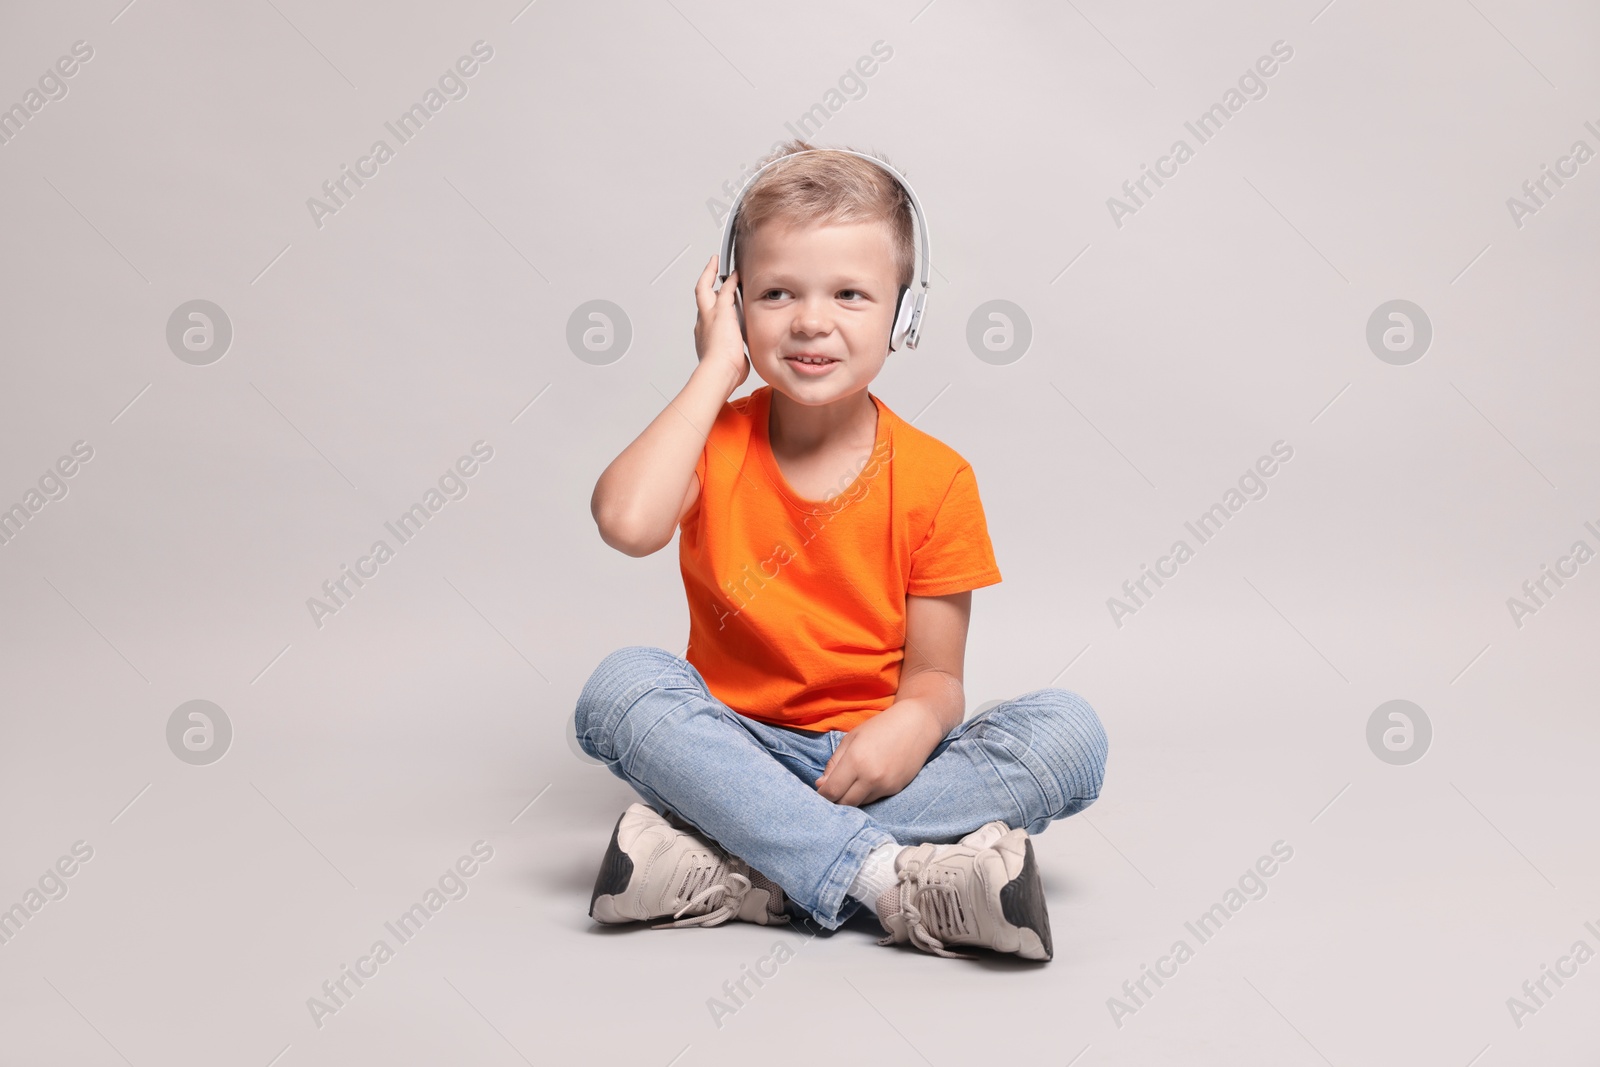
[893,670,965,740]
[691,356,745,400]
[881,697,950,755]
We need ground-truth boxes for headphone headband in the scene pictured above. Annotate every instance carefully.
[716,148,932,350]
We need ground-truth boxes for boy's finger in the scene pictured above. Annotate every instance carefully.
[839,780,872,808]
[819,735,847,781]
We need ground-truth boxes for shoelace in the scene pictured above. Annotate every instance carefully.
[876,856,978,959]
[653,871,753,929]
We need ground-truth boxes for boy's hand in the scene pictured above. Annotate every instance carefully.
[815,701,947,808]
[694,256,750,392]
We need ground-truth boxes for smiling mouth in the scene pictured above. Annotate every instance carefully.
[785,355,838,365]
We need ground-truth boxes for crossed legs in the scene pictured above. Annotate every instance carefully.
[575,645,1108,929]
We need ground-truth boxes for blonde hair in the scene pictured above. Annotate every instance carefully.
[732,140,915,290]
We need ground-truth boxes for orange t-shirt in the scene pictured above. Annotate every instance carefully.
[680,385,1002,733]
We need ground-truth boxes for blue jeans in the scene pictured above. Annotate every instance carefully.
[574,645,1109,930]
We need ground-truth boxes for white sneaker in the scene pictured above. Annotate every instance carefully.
[958,820,1013,851]
[589,803,790,928]
[875,826,1052,960]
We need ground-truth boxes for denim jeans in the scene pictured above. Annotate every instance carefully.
[575,645,1109,930]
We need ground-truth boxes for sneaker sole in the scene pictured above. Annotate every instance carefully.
[588,809,635,920]
[997,836,1053,961]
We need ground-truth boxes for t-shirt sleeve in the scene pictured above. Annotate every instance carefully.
[907,464,1003,596]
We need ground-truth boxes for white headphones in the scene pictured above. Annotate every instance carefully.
[717,148,932,352]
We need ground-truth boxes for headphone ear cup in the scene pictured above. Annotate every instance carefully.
[734,285,747,341]
[890,284,913,352]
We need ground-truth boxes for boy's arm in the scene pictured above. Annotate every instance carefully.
[590,358,735,556]
[816,590,971,807]
[590,258,748,556]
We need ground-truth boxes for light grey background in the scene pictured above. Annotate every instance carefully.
[2,1,1597,1064]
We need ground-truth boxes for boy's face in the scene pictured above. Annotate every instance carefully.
[738,218,902,407]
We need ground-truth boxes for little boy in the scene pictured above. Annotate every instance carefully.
[576,142,1108,960]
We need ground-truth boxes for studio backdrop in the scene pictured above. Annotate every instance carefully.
[1,2,1596,1065]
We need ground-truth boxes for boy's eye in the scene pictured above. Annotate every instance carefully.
[758,289,867,301]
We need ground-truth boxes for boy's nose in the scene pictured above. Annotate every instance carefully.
[790,305,833,335]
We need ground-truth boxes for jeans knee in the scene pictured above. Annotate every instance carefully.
[1046,688,1108,806]
[1008,688,1108,815]
[574,645,703,763]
